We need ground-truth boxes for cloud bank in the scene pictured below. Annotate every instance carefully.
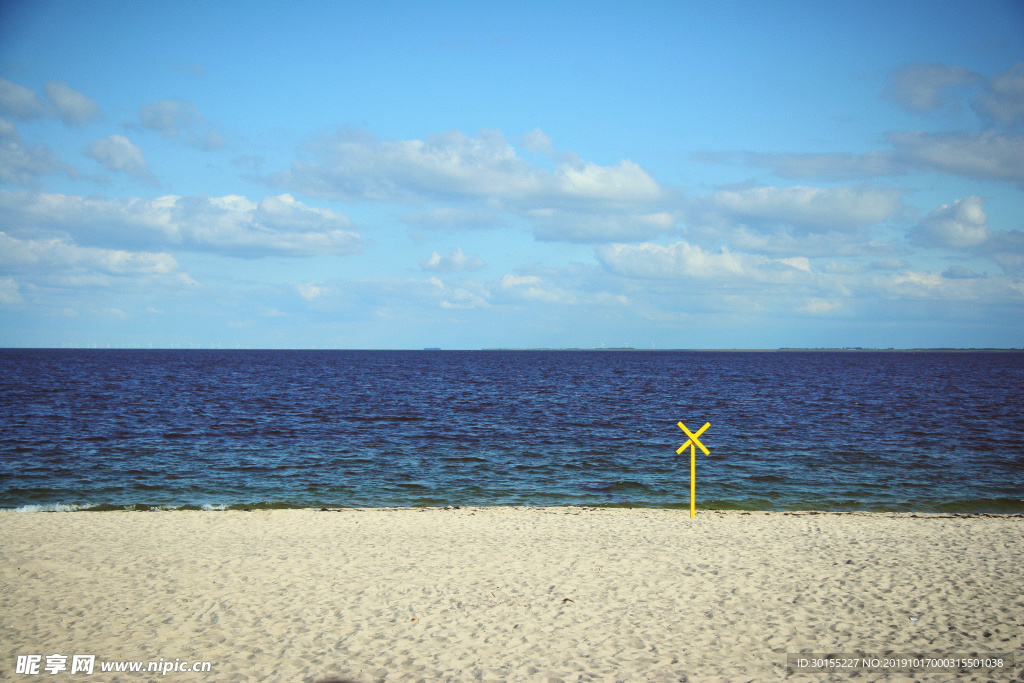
[0,191,360,258]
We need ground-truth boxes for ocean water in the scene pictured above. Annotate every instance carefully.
[0,349,1021,513]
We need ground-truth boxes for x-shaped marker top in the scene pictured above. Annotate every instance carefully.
[676,421,710,455]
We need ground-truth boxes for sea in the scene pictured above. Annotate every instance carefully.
[1,349,1021,513]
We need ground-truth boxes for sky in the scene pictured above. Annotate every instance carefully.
[0,0,1022,349]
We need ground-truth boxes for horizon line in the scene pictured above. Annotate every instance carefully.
[1,346,1022,352]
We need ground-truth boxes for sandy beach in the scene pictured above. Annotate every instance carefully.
[0,508,1020,682]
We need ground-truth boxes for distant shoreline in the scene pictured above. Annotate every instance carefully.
[478,347,1024,352]
[3,347,1022,352]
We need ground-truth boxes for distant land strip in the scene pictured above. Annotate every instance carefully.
[476,347,1024,352]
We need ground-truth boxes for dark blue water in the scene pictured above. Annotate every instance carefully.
[0,349,1021,512]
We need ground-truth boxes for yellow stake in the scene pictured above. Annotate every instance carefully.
[677,421,710,519]
[690,441,696,519]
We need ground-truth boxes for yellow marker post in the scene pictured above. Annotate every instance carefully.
[677,421,710,518]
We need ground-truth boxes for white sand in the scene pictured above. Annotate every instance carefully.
[0,508,1020,682]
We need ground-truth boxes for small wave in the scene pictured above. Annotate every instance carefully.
[14,502,87,512]
[223,501,307,510]
[750,475,785,483]
[80,503,174,511]
[411,498,452,506]
[593,480,652,493]
[935,497,1024,514]
[12,502,233,512]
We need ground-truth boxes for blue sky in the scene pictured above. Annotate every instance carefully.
[1,0,1022,349]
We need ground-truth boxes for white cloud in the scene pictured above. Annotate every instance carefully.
[871,257,910,270]
[317,276,486,312]
[906,196,1023,275]
[138,99,224,150]
[910,195,989,249]
[531,209,676,242]
[706,185,904,231]
[521,127,555,154]
[44,81,100,127]
[0,276,22,304]
[140,99,199,137]
[254,193,352,232]
[880,270,947,295]
[798,298,838,315]
[552,155,662,203]
[399,207,502,230]
[593,239,1024,320]
[992,252,1023,276]
[885,64,981,113]
[823,261,863,275]
[85,134,155,181]
[942,265,982,279]
[854,268,1024,304]
[498,273,581,304]
[888,130,1024,185]
[884,62,1024,127]
[272,128,664,207]
[973,62,1024,127]
[193,129,225,151]
[0,231,178,276]
[288,253,1021,335]
[778,256,811,272]
[746,132,1024,185]
[432,277,490,309]
[168,195,359,257]
[0,78,48,119]
[741,61,1024,187]
[0,119,78,186]
[0,190,176,244]
[708,223,900,258]
[501,274,541,287]
[988,228,1024,255]
[0,190,361,258]
[172,62,204,77]
[273,128,667,244]
[297,283,323,300]
[596,241,747,279]
[420,247,485,272]
[745,151,901,181]
[0,78,100,126]
[273,128,538,202]
[104,307,128,317]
